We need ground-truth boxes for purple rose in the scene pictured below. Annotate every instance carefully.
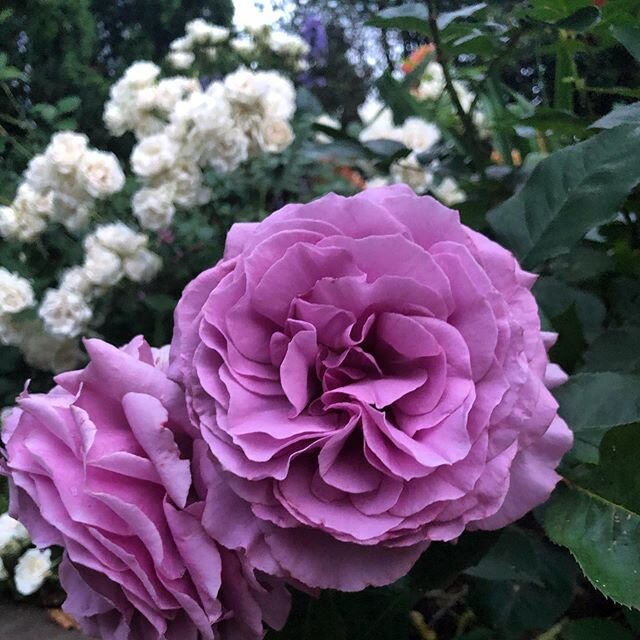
[2,336,290,640]
[169,185,573,591]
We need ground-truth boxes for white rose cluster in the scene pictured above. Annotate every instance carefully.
[167,19,309,71]
[104,62,200,139]
[36,222,161,340]
[0,511,53,597]
[130,67,296,230]
[0,132,125,242]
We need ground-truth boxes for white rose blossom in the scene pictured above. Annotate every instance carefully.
[0,269,35,315]
[123,61,160,88]
[46,132,88,174]
[123,248,163,283]
[78,150,126,197]
[83,244,123,287]
[131,134,179,178]
[39,288,93,338]
[132,185,176,231]
[167,51,195,70]
[15,548,52,596]
[258,118,294,153]
[0,513,30,551]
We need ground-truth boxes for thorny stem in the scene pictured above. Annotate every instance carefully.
[426,0,486,171]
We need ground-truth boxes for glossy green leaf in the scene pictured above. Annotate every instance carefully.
[533,276,605,341]
[529,0,592,23]
[467,528,577,634]
[581,327,640,373]
[367,4,430,33]
[545,424,640,609]
[592,102,640,129]
[612,26,640,63]
[487,125,640,268]
[555,6,601,31]
[561,618,634,640]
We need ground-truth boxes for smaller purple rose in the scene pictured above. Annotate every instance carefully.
[2,336,290,640]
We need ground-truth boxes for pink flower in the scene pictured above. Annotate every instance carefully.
[2,336,290,640]
[169,184,573,591]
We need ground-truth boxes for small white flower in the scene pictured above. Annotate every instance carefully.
[167,51,195,70]
[231,37,255,55]
[154,77,199,113]
[24,155,54,191]
[268,31,310,57]
[78,150,125,197]
[208,128,249,173]
[0,206,19,238]
[39,288,93,338]
[46,132,88,174]
[0,268,35,315]
[83,244,123,287]
[0,513,30,551]
[93,222,147,256]
[59,266,93,297]
[103,102,128,137]
[433,176,466,206]
[400,118,440,153]
[132,185,176,231]
[185,18,214,43]
[123,248,162,283]
[224,67,268,107]
[15,548,52,596]
[257,118,294,153]
[122,61,160,88]
[169,35,193,52]
[131,134,179,178]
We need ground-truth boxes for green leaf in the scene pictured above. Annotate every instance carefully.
[561,618,634,640]
[555,372,640,464]
[55,95,82,114]
[437,3,486,30]
[611,26,640,63]
[467,528,577,634]
[362,139,408,158]
[487,125,640,268]
[375,71,423,124]
[555,372,640,430]
[522,109,590,137]
[555,6,601,32]
[367,4,430,34]
[533,276,606,341]
[528,0,592,23]
[544,424,640,609]
[581,327,640,373]
[592,102,640,129]
[554,37,575,112]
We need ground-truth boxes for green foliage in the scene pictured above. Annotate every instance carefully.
[488,125,640,269]
[545,425,640,609]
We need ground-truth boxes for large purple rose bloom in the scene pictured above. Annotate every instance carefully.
[2,337,290,640]
[169,185,573,591]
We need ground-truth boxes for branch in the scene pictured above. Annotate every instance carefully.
[425,0,486,170]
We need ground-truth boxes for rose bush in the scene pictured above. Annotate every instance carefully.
[169,184,573,591]
[2,336,290,640]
